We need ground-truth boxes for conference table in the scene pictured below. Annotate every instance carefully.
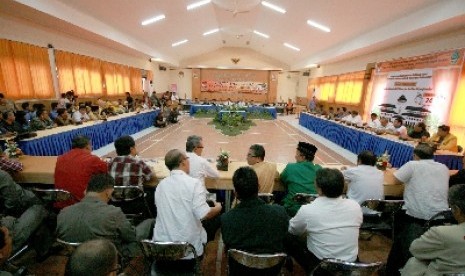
[18,110,158,156]
[299,113,463,169]
[189,105,278,119]
[15,156,406,210]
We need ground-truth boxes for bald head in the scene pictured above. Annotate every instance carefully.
[66,239,118,276]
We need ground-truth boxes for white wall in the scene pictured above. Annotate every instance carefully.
[276,72,299,102]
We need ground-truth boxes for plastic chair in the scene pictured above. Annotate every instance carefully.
[140,240,200,276]
[258,193,274,204]
[443,273,465,276]
[310,258,384,276]
[424,209,457,230]
[227,249,287,276]
[292,193,318,205]
[32,188,73,206]
[110,186,153,221]
[361,199,404,239]
[56,238,81,257]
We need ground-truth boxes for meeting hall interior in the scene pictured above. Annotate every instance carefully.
[1,0,465,275]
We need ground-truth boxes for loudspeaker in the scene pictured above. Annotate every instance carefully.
[159,66,166,71]
[303,71,310,77]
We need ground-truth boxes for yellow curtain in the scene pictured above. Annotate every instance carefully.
[102,62,117,96]
[449,60,465,146]
[56,50,76,93]
[0,39,53,99]
[334,71,364,105]
[316,76,337,102]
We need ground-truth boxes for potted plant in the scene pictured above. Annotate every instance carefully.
[216,149,230,171]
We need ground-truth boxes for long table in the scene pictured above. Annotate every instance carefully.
[15,156,405,199]
[18,110,158,156]
[299,113,463,169]
[189,105,277,119]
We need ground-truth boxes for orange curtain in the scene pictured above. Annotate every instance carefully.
[56,51,104,96]
[0,39,53,99]
[334,71,365,105]
[130,67,142,93]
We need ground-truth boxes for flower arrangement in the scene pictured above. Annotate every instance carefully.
[6,140,19,158]
[376,151,390,171]
[216,149,230,171]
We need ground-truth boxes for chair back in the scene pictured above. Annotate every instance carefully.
[56,238,81,256]
[228,249,286,275]
[258,193,274,204]
[292,193,318,205]
[425,209,457,230]
[443,274,465,276]
[32,188,73,202]
[111,186,144,202]
[310,258,384,276]
[361,199,404,214]
[140,240,197,261]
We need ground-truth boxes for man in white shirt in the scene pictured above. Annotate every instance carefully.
[342,150,384,204]
[72,105,90,124]
[391,117,408,138]
[375,117,395,134]
[385,143,449,275]
[153,149,222,266]
[185,135,219,187]
[342,111,362,127]
[287,168,363,273]
[367,113,381,128]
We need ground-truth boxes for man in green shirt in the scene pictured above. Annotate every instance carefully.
[281,142,322,216]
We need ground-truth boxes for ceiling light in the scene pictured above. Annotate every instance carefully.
[261,1,286,14]
[150,57,163,62]
[141,14,166,26]
[306,63,319,68]
[307,20,331,33]
[187,0,211,10]
[172,39,189,47]
[253,30,269,38]
[203,28,219,36]
[283,43,300,51]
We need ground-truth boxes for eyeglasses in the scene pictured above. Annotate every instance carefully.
[196,146,204,149]
[247,153,257,157]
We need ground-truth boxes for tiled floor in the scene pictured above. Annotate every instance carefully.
[14,114,392,275]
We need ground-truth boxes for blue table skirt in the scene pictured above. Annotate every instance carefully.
[299,113,463,169]
[189,105,277,119]
[19,111,158,156]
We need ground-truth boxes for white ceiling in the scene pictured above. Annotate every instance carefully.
[4,0,465,70]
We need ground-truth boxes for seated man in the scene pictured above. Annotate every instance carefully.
[0,112,21,134]
[221,167,289,274]
[246,144,279,193]
[342,111,363,127]
[30,109,55,131]
[108,135,156,216]
[57,174,154,258]
[153,149,222,268]
[401,184,465,276]
[186,135,219,187]
[72,105,90,124]
[341,150,384,205]
[66,239,119,276]
[386,143,450,275]
[287,168,363,273]
[0,147,23,173]
[281,142,322,216]
[55,135,108,208]
[429,125,458,152]
[390,117,408,138]
[54,108,73,126]
[367,113,381,128]
[108,136,154,187]
[153,112,166,128]
[375,117,395,134]
[406,122,430,141]
[167,107,180,123]
[222,167,288,252]
[0,170,52,260]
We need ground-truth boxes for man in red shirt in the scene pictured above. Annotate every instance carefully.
[54,135,108,209]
